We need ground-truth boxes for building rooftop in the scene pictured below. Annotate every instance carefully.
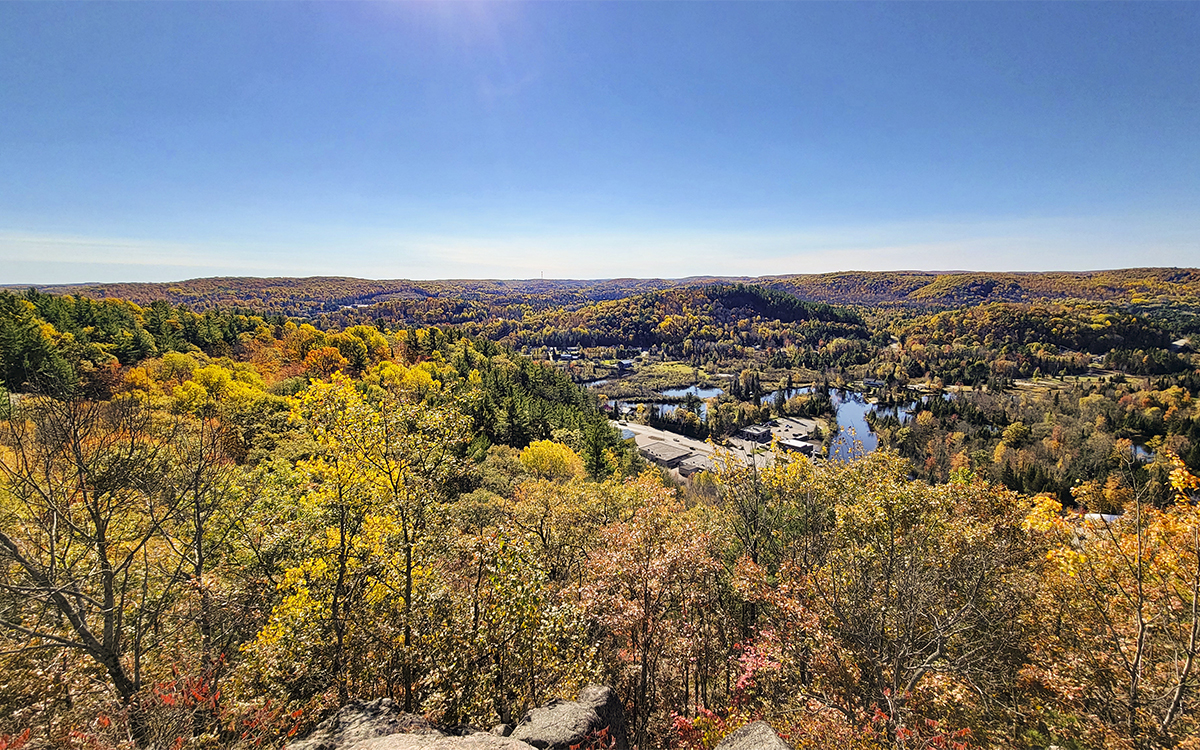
[778,439,820,456]
[739,424,773,442]
[639,441,691,464]
[679,455,716,476]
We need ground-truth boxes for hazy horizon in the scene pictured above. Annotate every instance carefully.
[12,266,1200,293]
[3,2,1197,284]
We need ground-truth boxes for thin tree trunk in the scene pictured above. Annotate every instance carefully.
[404,538,414,712]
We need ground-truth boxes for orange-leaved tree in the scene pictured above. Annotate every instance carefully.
[1024,453,1200,749]
[582,473,724,749]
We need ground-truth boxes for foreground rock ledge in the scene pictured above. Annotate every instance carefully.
[509,685,628,750]
[711,722,792,750]
[288,686,630,750]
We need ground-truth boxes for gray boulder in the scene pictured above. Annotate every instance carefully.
[288,698,442,750]
[288,686,626,750]
[712,721,791,750]
[345,734,536,750]
[509,685,627,750]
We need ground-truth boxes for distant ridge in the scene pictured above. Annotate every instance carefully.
[9,268,1199,317]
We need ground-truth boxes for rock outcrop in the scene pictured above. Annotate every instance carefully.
[712,721,791,750]
[509,685,627,750]
[340,734,537,750]
[288,698,441,750]
[287,686,627,750]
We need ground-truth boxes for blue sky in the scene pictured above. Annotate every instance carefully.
[1,1,1197,284]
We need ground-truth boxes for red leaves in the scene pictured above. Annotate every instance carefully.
[0,729,30,750]
[894,719,973,750]
[149,671,221,712]
[671,708,734,750]
[731,632,782,710]
[569,726,614,750]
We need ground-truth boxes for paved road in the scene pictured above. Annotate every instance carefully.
[614,420,715,455]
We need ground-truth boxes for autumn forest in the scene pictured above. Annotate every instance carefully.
[1,268,1199,750]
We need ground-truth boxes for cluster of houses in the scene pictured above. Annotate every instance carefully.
[546,346,584,362]
[545,347,649,370]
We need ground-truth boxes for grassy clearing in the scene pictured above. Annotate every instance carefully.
[598,360,721,399]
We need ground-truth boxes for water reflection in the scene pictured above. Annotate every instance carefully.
[607,400,710,420]
[762,386,812,403]
[607,382,946,461]
[661,385,725,399]
[828,390,879,461]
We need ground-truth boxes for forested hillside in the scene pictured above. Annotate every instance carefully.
[318,284,867,350]
[0,281,1198,750]
[770,268,1200,306]
[20,277,703,318]
[22,268,1200,318]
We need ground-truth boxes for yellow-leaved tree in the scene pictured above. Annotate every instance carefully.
[518,440,584,482]
[244,374,471,708]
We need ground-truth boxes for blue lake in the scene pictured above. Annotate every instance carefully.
[608,399,711,420]
[827,390,881,461]
[749,387,927,461]
[606,382,945,460]
[661,385,726,399]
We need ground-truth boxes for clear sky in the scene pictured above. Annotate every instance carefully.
[1,1,1197,284]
